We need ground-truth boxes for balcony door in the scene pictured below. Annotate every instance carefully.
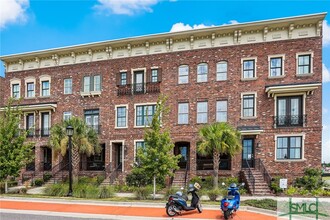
[277,96,302,126]
[134,71,144,93]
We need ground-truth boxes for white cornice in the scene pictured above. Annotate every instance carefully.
[1,13,326,73]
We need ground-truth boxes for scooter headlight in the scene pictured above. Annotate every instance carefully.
[224,202,229,207]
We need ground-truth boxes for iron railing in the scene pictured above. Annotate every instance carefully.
[274,115,306,127]
[196,159,231,170]
[51,161,69,183]
[26,129,50,138]
[255,158,272,187]
[109,162,122,185]
[80,161,105,171]
[117,82,160,96]
[244,159,255,194]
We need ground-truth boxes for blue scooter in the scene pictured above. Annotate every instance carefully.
[165,183,202,217]
[220,182,245,219]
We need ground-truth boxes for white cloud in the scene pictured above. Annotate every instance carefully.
[0,0,29,29]
[323,63,330,83]
[170,22,215,32]
[222,20,239,25]
[94,0,159,15]
[324,107,329,114]
[323,20,330,47]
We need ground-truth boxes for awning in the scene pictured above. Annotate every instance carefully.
[237,126,264,135]
[265,83,321,97]
[0,102,57,112]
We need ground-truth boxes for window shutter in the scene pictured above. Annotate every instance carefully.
[127,71,131,85]
[81,76,85,92]
[116,73,121,86]
[158,68,162,82]
[146,69,151,83]
[99,75,102,91]
[90,75,94,92]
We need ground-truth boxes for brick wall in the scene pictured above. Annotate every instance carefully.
[2,37,323,177]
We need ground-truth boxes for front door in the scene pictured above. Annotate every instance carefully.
[175,142,190,169]
[242,138,254,168]
[116,144,122,170]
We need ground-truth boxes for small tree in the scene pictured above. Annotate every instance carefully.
[49,117,100,180]
[197,122,241,189]
[0,99,34,192]
[136,95,181,198]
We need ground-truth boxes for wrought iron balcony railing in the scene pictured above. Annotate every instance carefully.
[26,129,50,138]
[274,115,306,127]
[117,82,160,96]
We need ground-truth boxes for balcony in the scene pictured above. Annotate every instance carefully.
[117,82,160,96]
[26,129,50,138]
[274,115,306,127]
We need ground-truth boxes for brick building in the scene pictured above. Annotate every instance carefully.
[0,13,325,192]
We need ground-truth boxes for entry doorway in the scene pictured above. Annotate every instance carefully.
[174,142,190,169]
[242,138,255,168]
[111,142,123,171]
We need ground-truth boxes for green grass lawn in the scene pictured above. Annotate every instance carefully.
[323,176,330,181]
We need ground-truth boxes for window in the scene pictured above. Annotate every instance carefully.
[27,82,35,97]
[151,69,158,83]
[135,105,156,127]
[298,54,311,74]
[63,112,72,121]
[26,113,34,136]
[41,81,50,96]
[178,103,189,124]
[242,59,256,79]
[135,141,145,161]
[197,63,208,82]
[197,101,208,123]
[64,78,72,94]
[276,96,303,127]
[277,136,302,160]
[216,100,227,122]
[84,109,99,133]
[83,75,101,93]
[133,71,145,94]
[217,62,227,81]
[120,72,127,86]
[242,94,256,118]
[41,112,50,136]
[270,57,283,77]
[116,106,127,128]
[12,84,20,98]
[178,65,189,84]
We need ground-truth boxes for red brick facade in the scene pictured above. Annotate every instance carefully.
[1,37,323,181]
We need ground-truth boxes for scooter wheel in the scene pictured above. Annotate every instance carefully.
[166,205,177,217]
[197,203,203,213]
[224,210,230,220]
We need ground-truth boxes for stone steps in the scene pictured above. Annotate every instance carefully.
[242,169,272,195]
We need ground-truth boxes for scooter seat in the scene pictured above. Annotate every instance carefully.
[224,195,235,200]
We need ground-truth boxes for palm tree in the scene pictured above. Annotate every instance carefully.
[197,122,241,189]
[49,117,100,179]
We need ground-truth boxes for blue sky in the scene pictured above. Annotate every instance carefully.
[0,0,329,162]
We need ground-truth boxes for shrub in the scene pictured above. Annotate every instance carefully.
[34,178,44,186]
[270,176,283,194]
[242,199,277,211]
[114,184,136,192]
[311,188,323,196]
[126,168,151,187]
[84,185,100,199]
[99,186,115,198]
[43,173,52,182]
[299,188,310,196]
[294,168,324,191]
[96,175,105,185]
[134,187,152,200]
[44,184,68,196]
[286,186,298,196]
[164,187,181,198]
[207,188,221,201]
[20,188,27,194]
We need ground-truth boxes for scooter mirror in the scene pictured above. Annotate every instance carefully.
[180,187,184,190]
[222,182,225,186]
[241,182,245,186]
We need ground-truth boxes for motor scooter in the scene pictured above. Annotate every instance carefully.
[220,182,245,219]
[165,182,202,217]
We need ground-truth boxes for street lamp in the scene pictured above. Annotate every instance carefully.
[66,125,74,196]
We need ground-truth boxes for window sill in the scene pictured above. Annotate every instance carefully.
[268,75,285,79]
[115,127,128,129]
[216,79,227,82]
[241,116,257,120]
[241,77,257,81]
[196,81,208,84]
[275,159,306,162]
[39,96,51,98]
[177,123,189,126]
[80,91,101,97]
[24,97,36,99]
[296,73,314,77]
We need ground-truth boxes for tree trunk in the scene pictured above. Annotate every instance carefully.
[213,151,220,189]
[72,148,80,182]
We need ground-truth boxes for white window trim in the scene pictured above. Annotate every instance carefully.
[273,93,306,128]
[39,75,51,97]
[10,78,21,99]
[241,92,257,119]
[39,110,51,134]
[296,52,314,76]
[197,63,208,83]
[178,102,189,125]
[115,104,128,129]
[196,101,208,124]
[241,57,258,81]
[63,78,73,95]
[63,111,72,121]
[134,139,144,162]
[25,77,36,98]
[131,68,147,93]
[109,140,125,172]
[216,100,228,122]
[134,102,157,128]
[268,54,285,78]
[274,133,306,162]
[178,65,189,84]
[216,61,228,81]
